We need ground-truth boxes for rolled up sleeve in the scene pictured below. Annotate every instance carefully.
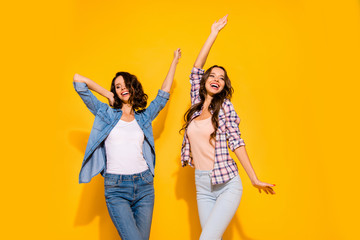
[73,81,106,116]
[190,67,204,105]
[224,100,245,151]
[145,89,170,121]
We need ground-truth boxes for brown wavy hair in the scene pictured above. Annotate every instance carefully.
[110,72,148,111]
[181,65,234,141]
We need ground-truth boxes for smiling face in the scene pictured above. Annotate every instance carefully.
[205,67,226,96]
[114,75,130,103]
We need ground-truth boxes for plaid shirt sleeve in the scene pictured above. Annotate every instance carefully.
[223,99,245,151]
[190,67,204,105]
[181,68,204,167]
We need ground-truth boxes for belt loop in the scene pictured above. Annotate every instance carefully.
[140,169,147,179]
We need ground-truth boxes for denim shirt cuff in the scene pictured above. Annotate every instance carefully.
[157,89,170,100]
[73,82,88,92]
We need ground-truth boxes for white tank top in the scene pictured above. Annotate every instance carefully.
[105,119,148,174]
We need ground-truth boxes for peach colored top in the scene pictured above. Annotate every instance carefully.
[187,117,215,170]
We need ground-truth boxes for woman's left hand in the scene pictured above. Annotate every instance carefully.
[173,48,182,63]
[252,180,276,194]
[211,15,228,35]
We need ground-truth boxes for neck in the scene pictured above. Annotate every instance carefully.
[121,103,133,115]
[203,94,213,109]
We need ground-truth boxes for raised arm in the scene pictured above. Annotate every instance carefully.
[194,15,228,69]
[73,74,115,106]
[161,48,182,93]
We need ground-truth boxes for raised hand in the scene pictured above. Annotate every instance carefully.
[211,15,228,35]
[174,48,182,64]
[253,180,276,194]
[161,48,182,93]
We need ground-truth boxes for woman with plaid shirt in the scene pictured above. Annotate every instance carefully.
[181,15,275,239]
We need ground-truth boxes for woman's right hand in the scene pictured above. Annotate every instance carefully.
[211,15,228,35]
[108,92,115,107]
[173,48,182,64]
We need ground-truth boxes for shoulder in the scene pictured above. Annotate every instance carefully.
[222,98,235,111]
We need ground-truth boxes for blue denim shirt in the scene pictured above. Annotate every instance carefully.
[74,82,170,183]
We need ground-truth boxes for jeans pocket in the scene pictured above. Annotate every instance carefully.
[142,173,154,184]
[104,176,118,187]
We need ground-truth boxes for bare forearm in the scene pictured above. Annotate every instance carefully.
[161,48,181,93]
[73,74,113,100]
[161,59,179,93]
[234,146,259,184]
[194,15,228,69]
[194,32,218,69]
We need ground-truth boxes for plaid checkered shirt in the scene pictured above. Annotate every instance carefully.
[181,67,246,185]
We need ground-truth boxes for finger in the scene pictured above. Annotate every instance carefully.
[262,182,276,188]
[258,188,261,193]
[222,15,228,23]
[220,20,227,27]
[264,189,269,194]
[267,187,276,194]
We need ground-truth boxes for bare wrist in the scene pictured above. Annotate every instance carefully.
[251,178,260,185]
[108,92,114,99]
[209,31,219,37]
[172,59,179,65]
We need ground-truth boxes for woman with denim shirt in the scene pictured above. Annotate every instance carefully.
[181,16,275,240]
[73,49,181,240]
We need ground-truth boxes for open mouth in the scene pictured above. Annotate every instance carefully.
[121,91,129,96]
[210,83,220,90]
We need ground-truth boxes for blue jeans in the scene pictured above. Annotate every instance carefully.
[195,169,243,240]
[104,169,154,240]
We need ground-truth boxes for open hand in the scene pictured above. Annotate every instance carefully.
[211,15,228,34]
[253,180,276,194]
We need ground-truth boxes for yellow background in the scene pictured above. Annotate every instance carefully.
[1,0,359,239]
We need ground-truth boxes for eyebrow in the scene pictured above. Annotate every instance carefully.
[210,73,225,77]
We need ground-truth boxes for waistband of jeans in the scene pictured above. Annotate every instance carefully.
[195,169,212,176]
[105,168,151,180]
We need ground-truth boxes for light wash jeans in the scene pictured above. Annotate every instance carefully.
[195,169,243,240]
[104,169,154,240]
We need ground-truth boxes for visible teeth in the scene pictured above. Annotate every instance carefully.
[122,92,129,96]
[211,84,219,88]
